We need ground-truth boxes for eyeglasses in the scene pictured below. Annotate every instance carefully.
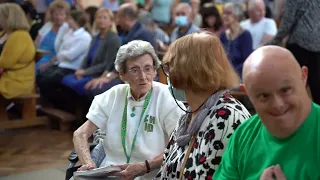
[161,63,170,77]
[128,65,155,76]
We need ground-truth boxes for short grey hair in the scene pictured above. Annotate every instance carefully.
[176,3,192,15]
[248,0,265,10]
[224,2,245,22]
[115,40,160,73]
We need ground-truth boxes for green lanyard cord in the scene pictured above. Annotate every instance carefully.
[121,87,153,163]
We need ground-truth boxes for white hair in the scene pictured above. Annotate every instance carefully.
[176,2,192,15]
[248,0,265,10]
[224,2,245,21]
[115,40,160,73]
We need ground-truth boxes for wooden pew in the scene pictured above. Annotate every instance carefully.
[0,87,49,129]
[0,49,51,130]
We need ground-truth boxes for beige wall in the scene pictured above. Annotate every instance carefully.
[81,0,102,7]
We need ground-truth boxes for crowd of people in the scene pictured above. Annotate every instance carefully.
[0,0,320,179]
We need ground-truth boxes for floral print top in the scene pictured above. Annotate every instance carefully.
[154,93,251,180]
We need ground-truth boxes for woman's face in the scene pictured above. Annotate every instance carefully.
[52,8,67,26]
[121,54,156,98]
[205,15,216,27]
[222,6,236,27]
[96,11,111,30]
[67,17,77,30]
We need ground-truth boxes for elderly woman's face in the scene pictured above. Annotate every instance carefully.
[121,54,156,98]
[222,6,236,26]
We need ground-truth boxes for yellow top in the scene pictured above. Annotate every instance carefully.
[0,30,36,99]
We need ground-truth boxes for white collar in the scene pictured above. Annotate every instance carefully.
[127,82,154,101]
[72,27,85,36]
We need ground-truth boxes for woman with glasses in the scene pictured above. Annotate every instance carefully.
[72,40,185,180]
[154,32,251,179]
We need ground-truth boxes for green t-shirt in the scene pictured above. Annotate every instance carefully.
[213,103,320,180]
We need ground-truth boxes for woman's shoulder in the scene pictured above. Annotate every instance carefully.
[94,83,128,103]
[8,30,32,40]
[208,93,251,119]
[104,31,121,42]
[152,81,170,95]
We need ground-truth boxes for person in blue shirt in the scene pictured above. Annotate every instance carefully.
[116,3,156,47]
[220,2,253,79]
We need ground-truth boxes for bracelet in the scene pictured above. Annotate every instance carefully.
[145,160,151,173]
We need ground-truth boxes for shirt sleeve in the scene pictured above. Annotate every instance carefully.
[212,106,249,180]
[212,134,239,180]
[271,0,299,44]
[162,101,184,138]
[87,93,109,131]
[57,34,92,62]
[264,19,278,36]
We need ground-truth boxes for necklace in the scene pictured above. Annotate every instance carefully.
[121,88,153,163]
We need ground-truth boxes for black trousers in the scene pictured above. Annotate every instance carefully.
[37,66,75,110]
[286,43,320,105]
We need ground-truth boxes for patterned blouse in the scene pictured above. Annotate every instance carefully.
[154,93,251,180]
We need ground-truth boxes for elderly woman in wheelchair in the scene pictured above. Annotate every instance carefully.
[71,40,185,180]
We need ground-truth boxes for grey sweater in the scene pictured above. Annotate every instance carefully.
[81,31,121,77]
[272,0,320,52]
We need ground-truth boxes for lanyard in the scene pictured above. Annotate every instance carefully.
[121,87,153,163]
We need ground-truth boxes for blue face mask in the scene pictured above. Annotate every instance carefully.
[175,16,188,27]
[167,77,186,101]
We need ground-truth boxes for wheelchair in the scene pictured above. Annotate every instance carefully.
[66,129,107,180]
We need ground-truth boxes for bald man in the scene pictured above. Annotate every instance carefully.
[240,0,277,50]
[213,46,320,180]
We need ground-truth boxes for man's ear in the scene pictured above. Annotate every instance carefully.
[301,66,308,86]
[240,84,247,94]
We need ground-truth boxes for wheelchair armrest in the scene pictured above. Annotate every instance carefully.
[68,143,99,164]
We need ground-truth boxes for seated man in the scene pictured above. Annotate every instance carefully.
[170,2,200,43]
[213,46,320,179]
[117,2,155,47]
[240,0,277,50]
[73,40,185,180]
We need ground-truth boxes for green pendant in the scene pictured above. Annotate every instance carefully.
[132,107,136,111]
[130,113,135,117]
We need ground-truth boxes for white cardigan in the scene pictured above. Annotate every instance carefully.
[56,27,92,70]
[38,22,69,53]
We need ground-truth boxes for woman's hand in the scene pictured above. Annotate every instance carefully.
[75,69,85,79]
[84,77,111,90]
[110,163,146,180]
[37,61,52,73]
[77,162,97,171]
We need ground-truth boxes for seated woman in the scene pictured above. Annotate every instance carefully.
[0,3,36,99]
[37,10,92,106]
[73,40,185,180]
[34,0,70,74]
[154,32,251,179]
[200,3,224,37]
[62,8,121,96]
[220,2,253,79]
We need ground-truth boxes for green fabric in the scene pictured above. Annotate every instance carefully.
[213,103,320,180]
[120,0,144,5]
